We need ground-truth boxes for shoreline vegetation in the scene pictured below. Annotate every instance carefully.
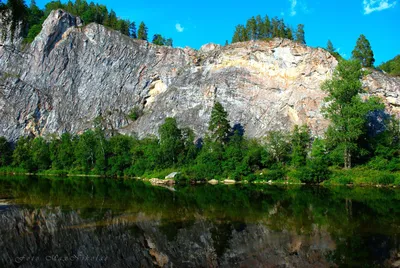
[0,169,399,188]
[1,60,400,188]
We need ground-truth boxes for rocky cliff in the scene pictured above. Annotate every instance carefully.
[1,10,399,141]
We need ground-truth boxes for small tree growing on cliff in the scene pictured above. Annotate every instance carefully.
[295,24,306,44]
[137,21,148,41]
[352,34,375,67]
[322,60,383,169]
[326,40,335,54]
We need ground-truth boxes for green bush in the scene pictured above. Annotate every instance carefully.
[293,160,330,184]
[260,166,286,181]
[24,24,42,43]
[377,173,395,185]
[128,107,143,121]
[367,157,390,171]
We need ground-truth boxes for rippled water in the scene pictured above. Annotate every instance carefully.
[0,175,399,267]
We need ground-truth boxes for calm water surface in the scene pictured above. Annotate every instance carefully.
[0,175,399,267]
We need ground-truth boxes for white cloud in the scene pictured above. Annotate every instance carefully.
[363,0,397,14]
[175,23,184,33]
[289,0,297,16]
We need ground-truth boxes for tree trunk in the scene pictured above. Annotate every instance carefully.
[344,146,352,169]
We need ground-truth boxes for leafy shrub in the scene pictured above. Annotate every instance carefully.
[367,157,390,171]
[245,174,257,183]
[294,160,331,184]
[128,107,143,121]
[377,173,395,185]
[24,24,42,43]
[260,166,286,181]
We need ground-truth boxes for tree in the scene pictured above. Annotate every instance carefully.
[159,118,184,165]
[290,125,311,167]
[117,19,129,36]
[74,130,97,173]
[28,0,43,25]
[295,24,306,44]
[326,40,335,54]
[128,21,136,38]
[0,137,12,167]
[232,24,247,43]
[5,0,28,41]
[352,34,375,67]
[222,128,248,180]
[208,102,230,145]
[31,137,50,171]
[322,60,383,168]
[164,38,173,47]
[152,34,164,45]
[286,27,293,40]
[264,15,271,38]
[104,9,117,29]
[378,55,400,76]
[245,16,257,40]
[12,136,33,171]
[271,17,279,38]
[137,21,148,41]
[108,134,134,176]
[181,127,198,163]
[264,131,290,164]
[255,15,264,39]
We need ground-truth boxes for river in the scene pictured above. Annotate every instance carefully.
[0,175,399,267]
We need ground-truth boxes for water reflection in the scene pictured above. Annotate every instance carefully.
[0,176,399,267]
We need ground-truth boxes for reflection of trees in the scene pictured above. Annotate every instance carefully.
[0,176,399,266]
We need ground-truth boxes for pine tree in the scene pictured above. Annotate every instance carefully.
[286,27,293,40]
[164,38,173,47]
[255,15,264,40]
[295,24,306,44]
[128,21,136,38]
[152,34,164,45]
[137,21,148,41]
[271,17,279,38]
[246,16,257,40]
[264,15,271,38]
[326,40,335,53]
[352,34,375,67]
[208,102,231,145]
[5,0,28,41]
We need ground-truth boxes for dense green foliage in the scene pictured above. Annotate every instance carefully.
[352,34,375,67]
[378,54,400,76]
[1,0,172,45]
[231,14,305,44]
[152,34,173,46]
[1,82,399,184]
[322,60,384,168]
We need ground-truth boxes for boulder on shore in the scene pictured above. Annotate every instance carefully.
[149,178,175,186]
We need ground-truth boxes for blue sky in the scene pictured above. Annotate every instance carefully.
[35,0,399,65]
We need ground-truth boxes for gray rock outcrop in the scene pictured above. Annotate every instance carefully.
[0,10,399,141]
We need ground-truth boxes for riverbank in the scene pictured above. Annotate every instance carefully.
[1,166,400,188]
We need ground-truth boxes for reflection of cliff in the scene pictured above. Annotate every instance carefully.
[0,207,336,267]
[1,177,400,267]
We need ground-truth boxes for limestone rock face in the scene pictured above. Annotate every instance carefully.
[0,9,399,141]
